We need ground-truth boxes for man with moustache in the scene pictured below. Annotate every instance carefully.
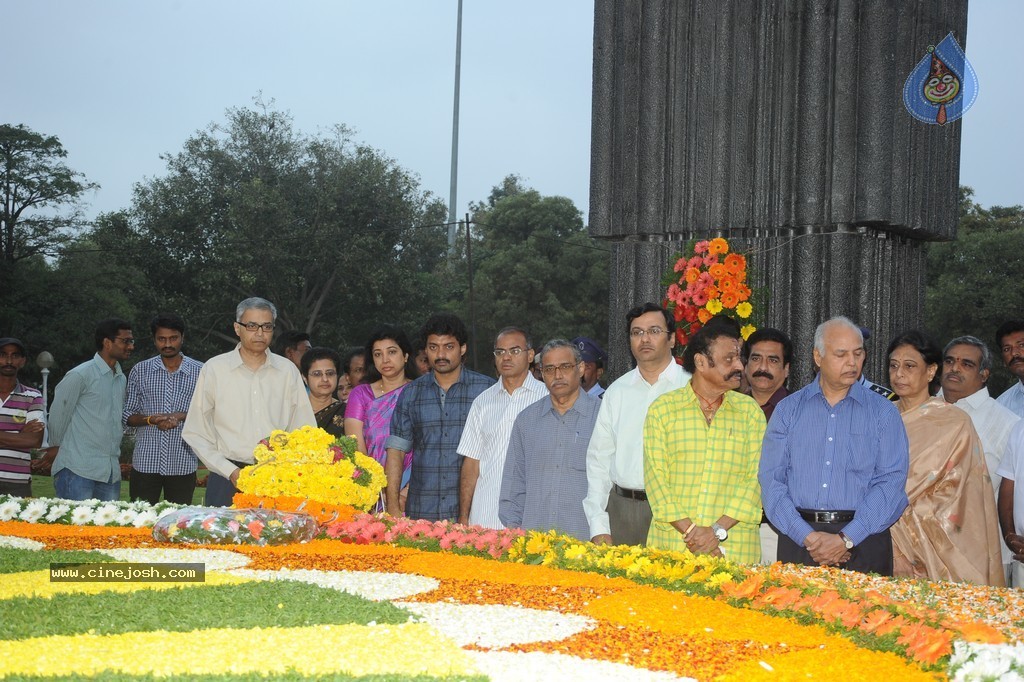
[644,317,765,562]
[760,317,909,575]
[742,328,792,421]
[50,319,136,501]
[996,321,1024,418]
[386,313,494,521]
[123,313,203,504]
[0,338,45,497]
[742,327,792,563]
[499,339,599,540]
[939,335,1020,583]
[183,298,315,507]
[584,303,691,546]
[458,326,548,528]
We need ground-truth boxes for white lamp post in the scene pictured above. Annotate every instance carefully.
[36,351,54,414]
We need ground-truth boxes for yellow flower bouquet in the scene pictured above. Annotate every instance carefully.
[234,426,386,522]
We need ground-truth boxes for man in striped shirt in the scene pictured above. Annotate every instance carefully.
[123,314,203,504]
[457,326,548,528]
[0,338,45,497]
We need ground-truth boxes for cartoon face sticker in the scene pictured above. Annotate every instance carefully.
[923,57,960,105]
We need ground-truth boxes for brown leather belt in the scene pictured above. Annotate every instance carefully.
[613,484,647,502]
[799,509,854,523]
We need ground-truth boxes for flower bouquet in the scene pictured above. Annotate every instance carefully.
[233,425,386,523]
[152,506,318,545]
[662,237,757,355]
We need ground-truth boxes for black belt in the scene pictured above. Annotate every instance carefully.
[613,484,647,502]
[799,509,854,523]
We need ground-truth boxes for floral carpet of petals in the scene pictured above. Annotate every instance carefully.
[0,520,939,681]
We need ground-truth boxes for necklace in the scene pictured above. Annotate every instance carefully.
[692,385,723,423]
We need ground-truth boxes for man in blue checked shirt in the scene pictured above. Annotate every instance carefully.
[385,313,494,521]
[759,316,909,575]
[123,313,203,504]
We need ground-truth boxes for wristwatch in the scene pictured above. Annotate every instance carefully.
[711,522,728,542]
[839,532,854,550]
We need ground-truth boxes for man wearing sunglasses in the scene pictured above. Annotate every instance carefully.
[183,297,315,506]
[50,318,135,501]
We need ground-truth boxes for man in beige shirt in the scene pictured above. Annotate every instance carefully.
[182,297,315,506]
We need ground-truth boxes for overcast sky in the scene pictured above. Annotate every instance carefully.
[4,0,1020,227]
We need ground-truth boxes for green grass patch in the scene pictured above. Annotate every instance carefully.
[0,671,491,675]
[29,475,207,505]
[0,547,115,574]
[0,580,414,641]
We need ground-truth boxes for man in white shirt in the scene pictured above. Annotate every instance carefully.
[940,335,1020,583]
[996,320,1024,418]
[584,303,691,546]
[997,420,1024,587]
[182,297,315,506]
[458,326,548,528]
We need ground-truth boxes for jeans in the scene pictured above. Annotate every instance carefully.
[54,468,121,501]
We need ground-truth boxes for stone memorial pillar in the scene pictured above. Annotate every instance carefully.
[590,0,967,385]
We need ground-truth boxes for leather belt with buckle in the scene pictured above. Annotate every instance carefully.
[799,509,855,523]
[613,484,647,502]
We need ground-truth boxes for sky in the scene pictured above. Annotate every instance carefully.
[3,0,1020,228]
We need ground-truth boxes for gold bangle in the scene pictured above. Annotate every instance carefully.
[145,415,153,426]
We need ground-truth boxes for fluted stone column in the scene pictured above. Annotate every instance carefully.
[590,0,966,386]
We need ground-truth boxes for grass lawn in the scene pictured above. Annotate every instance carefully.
[30,474,207,505]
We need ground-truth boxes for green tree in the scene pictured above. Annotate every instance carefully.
[115,101,449,360]
[451,175,610,372]
[925,187,1024,394]
[0,124,97,264]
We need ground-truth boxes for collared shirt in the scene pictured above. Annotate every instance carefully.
[583,360,692,538]
[49,354,127,484]
[587,383,605,399]
[995,419,1024,537]
[0,380,45,484]
[759,379,909,547]
[748,386,790,422]
[123,355,203,476]
[181,346,315,480]
[499,391,600,541]
[998,382,1024,418]
[457,372,549,529]
[644,386,765,563]
[387,368,495,521]
[941,386,1020,564]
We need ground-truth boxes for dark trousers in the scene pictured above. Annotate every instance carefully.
[204,460,248,507]
[129,468,196,505]
[777,520,894,576]
[0,479,32,498]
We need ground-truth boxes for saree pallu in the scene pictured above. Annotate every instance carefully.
[891,397,1005,586]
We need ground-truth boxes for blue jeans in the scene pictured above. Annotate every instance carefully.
[54,468,121,501]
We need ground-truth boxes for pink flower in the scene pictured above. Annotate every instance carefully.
[351,468,362,479]
[691,288,709,306]
[694,240,710,254]
[228,521,240,533]
[673,257,688,272]
[687,255,704,270]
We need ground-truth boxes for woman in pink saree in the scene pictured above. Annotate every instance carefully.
[887,330,1004,585]
[345,325,419,511]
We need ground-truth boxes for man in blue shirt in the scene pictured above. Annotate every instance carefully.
[50,319,135,501]
[759,316,909,575]
[386,313,494,521]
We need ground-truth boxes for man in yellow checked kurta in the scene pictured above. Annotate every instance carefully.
[644,316,766,564]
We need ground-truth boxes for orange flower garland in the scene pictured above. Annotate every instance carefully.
[231,493,358,525]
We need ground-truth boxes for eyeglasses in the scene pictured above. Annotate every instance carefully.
[308,370,337,379]
[630,327,666,338]
[493,347,526,357]
[114,337,136,345]
[238,322,276,333]
[541,362,579,376]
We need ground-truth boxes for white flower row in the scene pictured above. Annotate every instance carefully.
[950,641,1024,681]
[0,495,182,527]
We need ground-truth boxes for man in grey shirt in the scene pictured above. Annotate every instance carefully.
[499,338,599,541]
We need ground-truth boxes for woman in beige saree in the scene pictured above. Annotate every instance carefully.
[887,330,1004,586]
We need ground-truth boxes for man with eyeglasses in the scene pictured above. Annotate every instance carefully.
[183,297,315,506]
[499,338,598,540]
[0,337,45,498]
[122,313,203,504]
[457,326,548,528]
[49,319,135,501]
[584,303,691,546]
